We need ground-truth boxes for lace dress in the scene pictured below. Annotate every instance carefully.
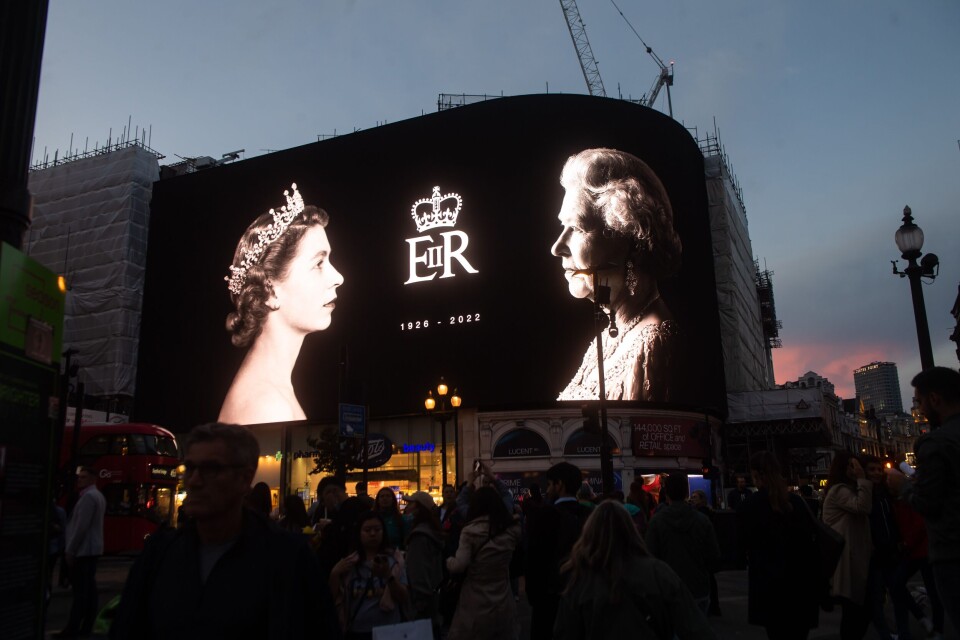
[558,319,679,402]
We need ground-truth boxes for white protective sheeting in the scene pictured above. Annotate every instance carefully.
[27,145,159,398]
[704,155,774,393]
[727,388,825,423]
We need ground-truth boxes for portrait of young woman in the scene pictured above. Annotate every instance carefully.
[550,147,682,403]
[218,183,344,425]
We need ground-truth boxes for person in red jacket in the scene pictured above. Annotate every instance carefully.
[890,498,945,639]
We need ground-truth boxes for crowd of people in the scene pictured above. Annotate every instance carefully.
[45,367,958,640]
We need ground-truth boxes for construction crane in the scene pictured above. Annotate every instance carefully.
[608,0,674,117]
[559,0,606,97]
[558,0,675,117]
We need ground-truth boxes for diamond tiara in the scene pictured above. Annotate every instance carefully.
[225,183,304,295]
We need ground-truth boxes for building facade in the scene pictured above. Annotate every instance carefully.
[853,361,904,416]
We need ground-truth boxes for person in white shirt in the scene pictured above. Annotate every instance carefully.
[56,465,106,637]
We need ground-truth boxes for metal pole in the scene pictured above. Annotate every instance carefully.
[362,406,369,486]
[440,413,448,488]
[453,405,460,489]
[593,272,614,496]
[906,260,935,371]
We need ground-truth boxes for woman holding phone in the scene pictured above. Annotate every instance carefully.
[329,512,408,640]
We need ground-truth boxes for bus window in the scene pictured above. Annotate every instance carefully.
[137,434,178,457]
[80,435,111,458]
[110,435,130,456]
[103,484,134,516]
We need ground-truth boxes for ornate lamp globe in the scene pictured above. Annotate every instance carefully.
[424,390,436,411]
[895,205,924,258]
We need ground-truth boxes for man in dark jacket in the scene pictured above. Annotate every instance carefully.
[315,476,369,581]
[646,472,721,615]
[862,455,901,640]
[888,367,960,633]
[110,423,339,639]
[524,462,592,640]
[726,475,751,511]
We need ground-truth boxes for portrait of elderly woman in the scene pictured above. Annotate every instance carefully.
[551,148,682,402]
[219,183,344,424]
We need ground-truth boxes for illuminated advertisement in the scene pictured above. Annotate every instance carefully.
[136,95,726,428]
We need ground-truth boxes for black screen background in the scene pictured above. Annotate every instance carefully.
[136,95,727,429]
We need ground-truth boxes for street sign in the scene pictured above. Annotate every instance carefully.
[339,403,366,438]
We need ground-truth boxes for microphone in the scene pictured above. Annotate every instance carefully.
[571,265,620,337]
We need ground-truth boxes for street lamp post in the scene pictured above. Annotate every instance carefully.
[892,206,939,371]
[425,378,461,488]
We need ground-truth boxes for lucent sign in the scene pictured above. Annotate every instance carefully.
[138,95,727,428]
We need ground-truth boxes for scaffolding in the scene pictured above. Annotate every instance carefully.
[755,262,782,349]
[696,127,746,220]
[437,93,506,112]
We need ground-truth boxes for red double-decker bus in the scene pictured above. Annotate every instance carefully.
[60,423,180,554]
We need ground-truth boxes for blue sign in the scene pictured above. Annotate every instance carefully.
[339,403,367,438]
[402,442,436,454]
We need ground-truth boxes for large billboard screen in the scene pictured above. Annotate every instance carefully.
[136,95,726,429]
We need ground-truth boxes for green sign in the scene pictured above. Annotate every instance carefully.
[0,242,64,639]
[0,243,65,359]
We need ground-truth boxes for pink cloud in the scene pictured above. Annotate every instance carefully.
[773,342,908,399]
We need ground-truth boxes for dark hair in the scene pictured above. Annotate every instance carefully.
[354,511,391,560]
[859,454,881,469]
[528,483,543,501]
[546,462,582,497]
[749,451,792,513]
[184,423,259,471]
[374,488,401,517]
[826,450,856,494]
[799,485,814,498]
[281,494,309,530]
[562,501,649,602]
[912,367,960,403]
[355,481,368,495]
[245,481,273,516]
[225,205,330,348]
[319,476,346,493]
[560,148,681,279]
[467,486,514,539]
[664,472,689,502]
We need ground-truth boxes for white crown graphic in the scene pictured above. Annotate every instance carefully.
[411,186,461,233]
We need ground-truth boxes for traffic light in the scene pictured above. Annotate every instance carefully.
[701,458,720,480]
[581,403,601,434]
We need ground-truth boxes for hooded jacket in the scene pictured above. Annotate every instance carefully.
[555,553,716,640]
[644,502,721,599]
[404,522,444,624]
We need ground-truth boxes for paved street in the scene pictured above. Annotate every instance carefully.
[44,558,953,639]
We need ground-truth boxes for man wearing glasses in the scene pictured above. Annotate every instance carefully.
[110,423,339,639]
[55,466,106,638]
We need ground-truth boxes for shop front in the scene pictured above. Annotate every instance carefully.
[247,413,463,511]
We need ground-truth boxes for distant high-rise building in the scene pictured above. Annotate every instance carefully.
[853,361,903,416]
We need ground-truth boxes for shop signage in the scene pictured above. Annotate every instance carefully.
[354,433,393,468]
[562,429,620,457]
[402,442,436,453]
[492,428,550,459]
[631,417,707,458]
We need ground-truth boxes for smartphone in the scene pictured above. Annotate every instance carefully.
[899,461,916,477]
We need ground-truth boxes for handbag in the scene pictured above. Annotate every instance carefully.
[800,499,844,596]
[438,533,496,620]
